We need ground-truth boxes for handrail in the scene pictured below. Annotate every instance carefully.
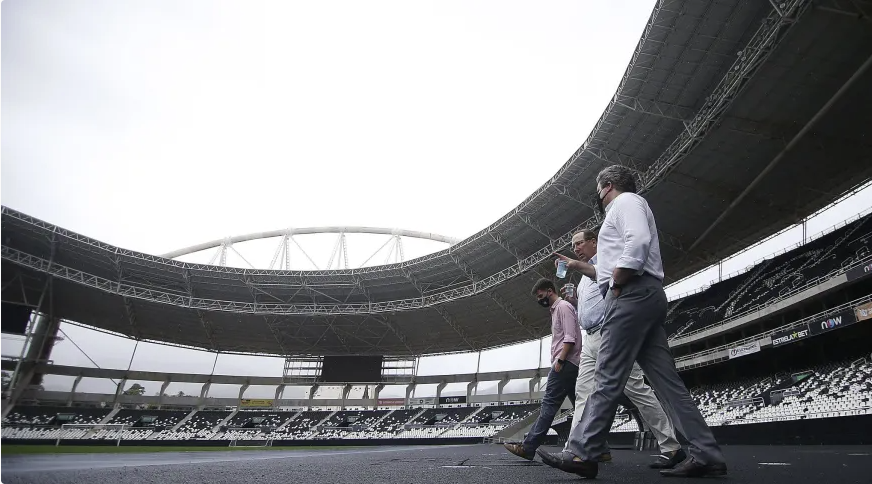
[674,294,872,364]
[670,254,872,342]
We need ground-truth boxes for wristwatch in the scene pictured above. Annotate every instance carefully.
[557,359,565,365]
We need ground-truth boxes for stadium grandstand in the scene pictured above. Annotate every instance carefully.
[2,1,872,483]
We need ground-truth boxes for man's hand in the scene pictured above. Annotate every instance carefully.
[611,286,622,298]
[553,361,564,373]
[554,253,596,279]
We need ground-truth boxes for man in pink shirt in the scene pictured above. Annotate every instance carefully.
[504,278,583,460]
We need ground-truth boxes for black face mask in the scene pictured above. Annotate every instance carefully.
[537,296,551,308]
[593,193,605,215]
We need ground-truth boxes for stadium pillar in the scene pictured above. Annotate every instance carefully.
[67,375,83,407]
[404,383,415,407]
[341,384,352,410]
[113,378,128,407]
[274,384,286,404]
[466,380,477,403]
[435,382,447,407]
[198,382,212,409]
[497,377,510,403]
[528,375,541,400]
[308,384,319,410]
[2,314,63,420]
[237,382,250,404]
[158,379,171,409]
[373,384,385,409]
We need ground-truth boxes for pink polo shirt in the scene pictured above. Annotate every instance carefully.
[550,298,582,366]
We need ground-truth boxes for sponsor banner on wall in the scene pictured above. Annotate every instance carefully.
[438,395,467,405]
[854,302,872,322]
[845,262,872,282]
[408,397,436,406]
[771,327,811,347]
[377,398,406,407]
[728,341,761,359]
[808,310,858,336]
[240,399,274,408]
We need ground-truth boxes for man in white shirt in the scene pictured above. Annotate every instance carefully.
[556,228,684,469]
[538,165,727,479]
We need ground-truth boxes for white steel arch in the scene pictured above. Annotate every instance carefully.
[161,227,460,270]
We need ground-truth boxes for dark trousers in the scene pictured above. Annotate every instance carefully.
[522,361,579,452]
[567,274,725,465]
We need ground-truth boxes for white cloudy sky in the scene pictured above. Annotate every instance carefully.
[2,0,871,399]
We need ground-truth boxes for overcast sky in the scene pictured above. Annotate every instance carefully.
[2,0,870,400]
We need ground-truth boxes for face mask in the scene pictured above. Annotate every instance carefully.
[596,185,610,214]
[537,296,551,308]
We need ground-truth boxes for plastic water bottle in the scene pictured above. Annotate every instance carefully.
[563,283,575,299]
[556,260,568,279]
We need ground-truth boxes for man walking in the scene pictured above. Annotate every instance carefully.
[503,278,582,460]
[538,165,727,478]
[556,228,685,470]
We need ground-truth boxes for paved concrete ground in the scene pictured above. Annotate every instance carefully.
[3,444,871,483]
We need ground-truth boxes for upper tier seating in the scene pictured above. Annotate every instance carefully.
[666,213,871,338]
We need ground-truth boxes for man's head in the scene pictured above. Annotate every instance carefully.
[571,228,598,261]
[595,165,638,213]
[531,278,559,308]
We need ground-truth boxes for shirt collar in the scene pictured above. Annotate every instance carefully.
[604,192,626,213]
[589,254,597,265]
[549,297,563,313]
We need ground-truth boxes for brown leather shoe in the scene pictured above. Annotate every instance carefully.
[503,442,534,461]
[660,457,727,477]
[536,449,598,478]
[599,452,612,463]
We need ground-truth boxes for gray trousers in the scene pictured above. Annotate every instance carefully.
[563,329,681,454]
[566,274,725,465]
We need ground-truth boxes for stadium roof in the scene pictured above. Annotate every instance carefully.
[3,0,871,357]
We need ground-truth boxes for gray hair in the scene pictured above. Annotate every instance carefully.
[596,165,638,194]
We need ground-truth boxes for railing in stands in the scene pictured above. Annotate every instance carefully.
[674,294,872,366]
[670,254,872,342]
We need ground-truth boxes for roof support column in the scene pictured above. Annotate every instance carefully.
[67,376,83,407]
[528,375,541,401]
[373,384,385,410]
[198,382,212,410]
[308,384,319,410]
[274,384,286,405]
[435,382,447,407]
[157,379,171,409]
[341,384,352,410]
[405,383,416,408]
[497,377,510,403]
[113,378,128,408]
[238,382,250,405]
[466,380,477,403]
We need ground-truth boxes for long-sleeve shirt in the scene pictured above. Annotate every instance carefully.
[550,298,583,366]
[578,255,604,332]
[596,192,665,295]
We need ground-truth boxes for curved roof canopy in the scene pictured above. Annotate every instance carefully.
[3,0,871,356]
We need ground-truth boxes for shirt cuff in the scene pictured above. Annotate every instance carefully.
[562,337,576,344]
[616,255,645,271]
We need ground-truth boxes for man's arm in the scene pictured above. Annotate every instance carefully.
[554,253,597,279]
[554,302,578,371]
[612,195,652,286]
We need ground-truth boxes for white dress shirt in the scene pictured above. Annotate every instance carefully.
[577,255,605,331]
[596,192,665,294]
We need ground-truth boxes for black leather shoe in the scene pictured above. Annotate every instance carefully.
[659,457,727,477]
[650,448,687,469]
[536,449,598,478]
